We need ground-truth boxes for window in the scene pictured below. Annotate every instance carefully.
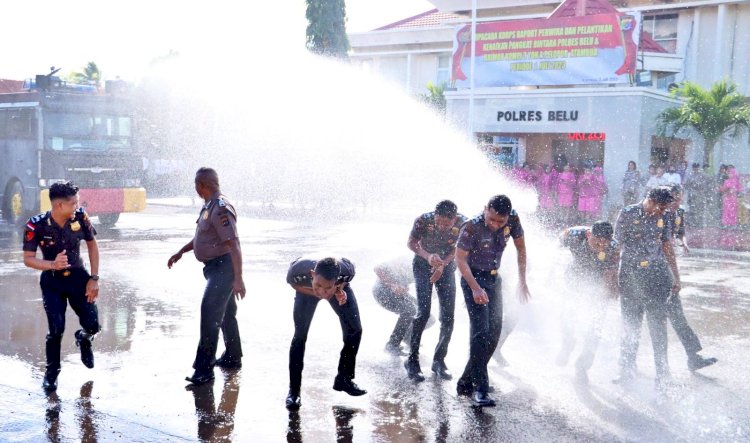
[43,112,132,151]
[436,55,451,87]
[5,108,36,139]
[642,14,678,54]
[656,72,677,91]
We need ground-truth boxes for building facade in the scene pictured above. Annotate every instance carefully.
[349,0,750,201]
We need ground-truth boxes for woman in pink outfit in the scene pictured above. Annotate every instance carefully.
[719,165,743,227]
[537,164,557,214]
[557,165,577,224]
[576,167,598,222]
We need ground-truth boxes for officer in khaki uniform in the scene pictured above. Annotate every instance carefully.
[22,181,100,392]
[168,167,246,385]
[614,186,680,391]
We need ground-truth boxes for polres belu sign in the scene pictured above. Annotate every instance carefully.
[451,13,640,88]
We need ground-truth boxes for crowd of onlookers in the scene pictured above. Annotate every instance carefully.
[503,160,749,229]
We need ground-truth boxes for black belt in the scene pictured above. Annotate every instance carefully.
[46,267,85,277]
[203,253,231,266]
[470,268,498,276]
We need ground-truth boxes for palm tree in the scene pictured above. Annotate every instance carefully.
[419,82,447,114]
[69,62,102,86]
[658,80,750,168]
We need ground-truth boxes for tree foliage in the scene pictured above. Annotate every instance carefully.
[68,61,102,86]
[306,0,350,59]
[419,82,447,114]
[658,80,750,168]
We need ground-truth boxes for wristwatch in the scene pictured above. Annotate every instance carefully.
[90,275,100,281]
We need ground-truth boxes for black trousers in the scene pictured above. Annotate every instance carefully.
[458,270,502,394]
[666,294,702,356]
[193,254,243,373]
[41,268,100,373]
[373,282,417,346]
[288,286,362,394]
[618,261,672,379]
[409,256,456,363]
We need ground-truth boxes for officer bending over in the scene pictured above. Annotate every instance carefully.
[557,221,619,383]
[285,257,366,411]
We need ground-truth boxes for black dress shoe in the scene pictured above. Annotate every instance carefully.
[688,354,717,372]
[332,377,367,396]
[404,360,425,382]
[215,356,242,369]
[75,330,94,369]
[42,372,59,392]
[286,391,302,410]
[456,380,473,396]
[471,391,496,407]
[185,371,215,385]
[431,360,453,380]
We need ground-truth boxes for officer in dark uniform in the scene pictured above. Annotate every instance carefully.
[373,257,436,356]
[614,186,680,391]
[454,195,531,407]
[557,221,619,383]
[665,184,717,371]
[405,200,467,382]
[285,257,366,411]
[22,181,100,391]
[168,167,246,385]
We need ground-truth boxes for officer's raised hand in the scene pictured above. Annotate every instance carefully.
[51,250,70,270]
[334,285,348,306]
[472,286,489,305]
[85,278,99,303]
[232,276,246,300]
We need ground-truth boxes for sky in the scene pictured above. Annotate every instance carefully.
[0,0,435,82]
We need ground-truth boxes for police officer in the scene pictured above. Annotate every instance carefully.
[373,257,435,356]
[455,195,531,407]
[22,181,100,391]
[614,186,679,391]
[168,167,246,385]
[285,257,366,411]
[557,221,619,383]
[665,184,717,371]
[405,200,466,382]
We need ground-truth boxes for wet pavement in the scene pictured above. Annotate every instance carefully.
[1,204,749,442]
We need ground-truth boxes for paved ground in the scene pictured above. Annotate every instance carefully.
[0,205,748,442]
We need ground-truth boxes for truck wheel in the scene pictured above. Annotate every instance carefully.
[97,213,120,228]
[3,181,25,225]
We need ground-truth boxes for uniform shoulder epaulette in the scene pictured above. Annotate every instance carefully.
[510,209,518,217]
[27,212,47,225]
